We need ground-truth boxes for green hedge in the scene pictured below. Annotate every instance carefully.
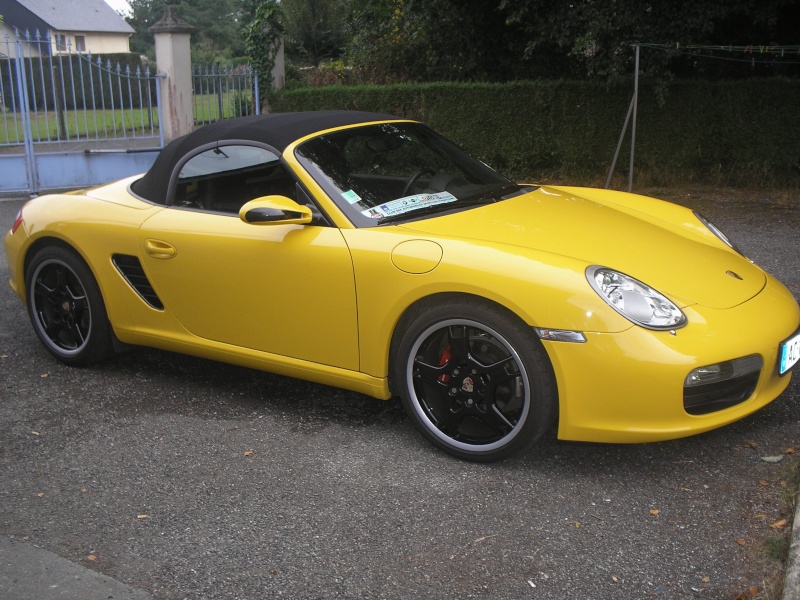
[269,79,800,188]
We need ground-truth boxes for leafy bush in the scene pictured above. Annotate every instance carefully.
[270,78,800,187]
[228,89,255,117]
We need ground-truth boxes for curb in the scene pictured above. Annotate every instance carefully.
[0,536,153,600]
[784,493,800,600]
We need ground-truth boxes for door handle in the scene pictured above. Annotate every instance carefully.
[145,239,177,259]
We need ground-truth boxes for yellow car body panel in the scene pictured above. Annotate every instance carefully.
[5,191,162,331]
[136,207,359,370]
[401,186,765,309]
[342,224,629,379]
[332,194,798,444]
[4,114,799,450]
[549,273,798,442]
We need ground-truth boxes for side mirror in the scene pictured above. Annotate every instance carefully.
[239,195,313,225]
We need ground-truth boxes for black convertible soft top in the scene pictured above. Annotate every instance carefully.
[132,110,398,203]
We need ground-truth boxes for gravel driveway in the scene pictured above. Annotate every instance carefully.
[1,191,798,599]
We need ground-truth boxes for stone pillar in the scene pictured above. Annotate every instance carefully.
[271,37,285,91]
[149,6,196,143]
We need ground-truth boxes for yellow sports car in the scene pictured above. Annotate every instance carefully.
[5,111,799,460]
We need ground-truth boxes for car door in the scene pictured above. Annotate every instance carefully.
[137,145,359,371]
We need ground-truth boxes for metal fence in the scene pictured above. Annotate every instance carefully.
[0,30,261,194]
[192,63,259,126]
[1,29,162,149]
[1,29,163,195]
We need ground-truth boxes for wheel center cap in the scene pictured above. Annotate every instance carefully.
[61,301,71,312]
[461,377,474,393]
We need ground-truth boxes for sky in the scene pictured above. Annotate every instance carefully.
[104,0,132,16]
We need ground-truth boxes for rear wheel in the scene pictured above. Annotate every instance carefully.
[394,298,556,461]
[26,245,115,366]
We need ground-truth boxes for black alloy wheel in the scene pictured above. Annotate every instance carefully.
[395,298,556,461]
[26,245,115,366]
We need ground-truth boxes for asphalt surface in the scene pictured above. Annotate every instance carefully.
[1,192,799,599]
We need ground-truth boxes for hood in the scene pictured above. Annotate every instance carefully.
[397,186,765,310]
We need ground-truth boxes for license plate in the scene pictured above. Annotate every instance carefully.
[779,330,800,375]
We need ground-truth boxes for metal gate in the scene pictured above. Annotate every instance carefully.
[192,63,260,127]
[0,30,164,196]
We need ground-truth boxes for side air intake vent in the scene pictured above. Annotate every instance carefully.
[112,254,164,310]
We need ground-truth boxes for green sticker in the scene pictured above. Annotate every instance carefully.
[342,189,361,204]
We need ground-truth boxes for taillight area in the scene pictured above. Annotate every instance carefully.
[11,209,23,234]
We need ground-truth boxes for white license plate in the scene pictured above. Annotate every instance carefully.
[779,331,800,375]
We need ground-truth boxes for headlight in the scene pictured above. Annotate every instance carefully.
[694,212,742,254]
[587,266,686,330]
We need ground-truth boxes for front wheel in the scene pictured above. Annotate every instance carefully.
[394,299,557,461]
[26,245,115,366]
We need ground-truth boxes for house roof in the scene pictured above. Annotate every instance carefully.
[13,0,135,34]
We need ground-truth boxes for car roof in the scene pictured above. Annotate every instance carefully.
[132,110,398,203]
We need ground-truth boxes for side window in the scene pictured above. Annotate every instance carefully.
[173,145,296,213]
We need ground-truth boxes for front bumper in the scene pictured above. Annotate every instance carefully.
[545,272,799,443]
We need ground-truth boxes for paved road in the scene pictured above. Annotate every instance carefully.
[1,193,798,599]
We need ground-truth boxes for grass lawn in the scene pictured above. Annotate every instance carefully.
[0,107,160,144]
[1,91,255,143]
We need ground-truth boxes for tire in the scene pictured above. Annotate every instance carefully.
[394,297,557,461]
[26,245,115,366]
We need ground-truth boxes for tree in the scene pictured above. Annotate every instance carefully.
[345,0,530,83]
[126,0,800,83]
[342,0,800,83]
[127,0,248,63]
[282,0,348,67]
[499,0,800,79]
[243,0,283,98]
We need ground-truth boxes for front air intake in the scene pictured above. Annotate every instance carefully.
[683,355,762,415]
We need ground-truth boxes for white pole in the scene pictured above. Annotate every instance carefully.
[604,95,635,189]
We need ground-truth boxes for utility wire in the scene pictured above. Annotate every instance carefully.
[637,43,800,65]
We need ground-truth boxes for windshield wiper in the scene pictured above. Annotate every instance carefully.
[458,182,522,205]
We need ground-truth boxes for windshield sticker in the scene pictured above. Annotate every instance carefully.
[342,189,362,204]
[362,191,458,219]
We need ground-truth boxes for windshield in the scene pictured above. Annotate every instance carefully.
[294,122,520,227]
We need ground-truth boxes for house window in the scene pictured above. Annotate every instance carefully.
[75,36,86,52]
[55,35,67,51]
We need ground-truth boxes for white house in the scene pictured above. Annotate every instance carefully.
[1,0,134,55]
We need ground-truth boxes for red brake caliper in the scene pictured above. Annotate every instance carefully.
[437,345,452,383]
